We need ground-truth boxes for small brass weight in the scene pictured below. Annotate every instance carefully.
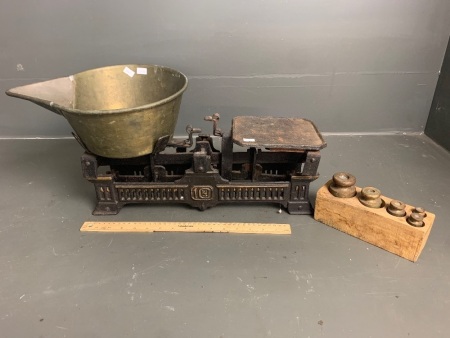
[328,172,356,198]
[359,187,383,208]
[387,200,407,217]
[407,207,426,227]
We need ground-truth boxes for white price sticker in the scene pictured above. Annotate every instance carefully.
[123,66,135,77]
[137,67,147,75]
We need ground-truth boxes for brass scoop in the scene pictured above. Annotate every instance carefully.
[6,64,188,158]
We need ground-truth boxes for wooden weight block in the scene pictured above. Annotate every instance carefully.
[314,180,435,262]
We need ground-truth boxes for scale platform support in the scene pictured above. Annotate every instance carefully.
[81,116,326,215]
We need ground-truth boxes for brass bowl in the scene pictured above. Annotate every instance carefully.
[6,64,188,158]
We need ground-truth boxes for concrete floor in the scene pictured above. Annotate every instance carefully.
[1,135,449,337]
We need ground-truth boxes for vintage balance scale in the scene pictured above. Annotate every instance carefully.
[7,64,437,261]
[6,64,326,216]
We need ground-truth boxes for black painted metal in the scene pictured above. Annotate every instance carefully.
[81,116,326,215]
[425,36,450,152]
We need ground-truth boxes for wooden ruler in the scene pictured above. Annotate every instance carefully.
[80,221,291,235]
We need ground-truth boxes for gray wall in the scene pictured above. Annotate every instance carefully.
[425,37,450,151]
[1,0,449,137]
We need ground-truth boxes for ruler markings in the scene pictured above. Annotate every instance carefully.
[80,221,291,235]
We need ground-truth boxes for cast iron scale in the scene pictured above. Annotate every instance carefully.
[6,64,327,216]
[81,114,326,215]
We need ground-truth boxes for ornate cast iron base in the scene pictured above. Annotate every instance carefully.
[81,116,326,215]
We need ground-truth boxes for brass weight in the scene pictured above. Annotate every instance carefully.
[359,187,383,208]
[407,212,425,227]
[387,200,407,217]
[329,172,357,198]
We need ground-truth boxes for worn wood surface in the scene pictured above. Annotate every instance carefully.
[232,116,326,150]
[314,180,435,262]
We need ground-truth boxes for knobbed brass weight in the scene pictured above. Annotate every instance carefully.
[412,207,426,218]
[329,172,357,198]
[387,200,406,217]
[407,207,426,227]
[359,186,383,208]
